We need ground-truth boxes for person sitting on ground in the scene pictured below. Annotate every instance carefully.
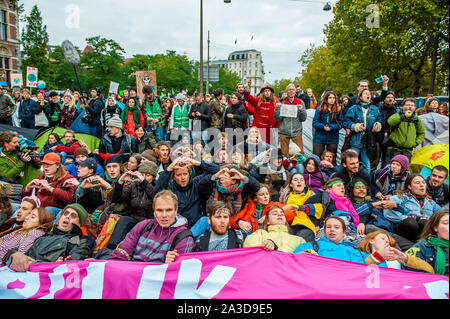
[319,150,337,177]
[0,207,54,262]
[282,143,307,175]
[357,230,435,273]
[426,165,449,209]
[243,205,306,253]
[293,215,389,264]
[3,203,94,271]
[262,149,290,201]
[98,117,139,161]
[21,153,76,218]
[0,197,39,234]
[107,190,194,263]
[0,131,41,185]
[372,154,410,200]
[65,147,104,178]
[291,178,361,243]
[134,124,158,153]
[0,189,12,227]
[53,130,81,165]
[348,178,394,236]
[230,183,288,235]
[405,209,448,276]
[153,141,172,173]
[383,173,441,250]
[199,164,260,219]
[41,133,63,156]
[331,149,377,195]
[105,161,158,250]
[154,156,220,238]
[303,155,328,192]
[194,200,245,252]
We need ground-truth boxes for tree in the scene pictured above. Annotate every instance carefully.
[20,5,54,88]
[80,36,126,94]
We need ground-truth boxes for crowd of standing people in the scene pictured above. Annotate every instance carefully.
[0,78,448,281]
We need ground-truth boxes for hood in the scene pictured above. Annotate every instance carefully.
[170,214,188,228]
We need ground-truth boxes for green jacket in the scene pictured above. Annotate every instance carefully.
[387,112,425,150]
[0,149,40,185]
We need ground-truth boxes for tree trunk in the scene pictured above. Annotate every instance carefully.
[428,34,440,95]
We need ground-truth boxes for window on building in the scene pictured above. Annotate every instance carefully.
[1,10,7,40]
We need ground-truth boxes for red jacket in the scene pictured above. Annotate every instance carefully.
[21,173,76,209]
[55,140,81,155]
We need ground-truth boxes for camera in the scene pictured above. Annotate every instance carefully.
[81,113,93,124]
[17,146,43,162]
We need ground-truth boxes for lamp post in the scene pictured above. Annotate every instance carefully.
[199,0,231,95]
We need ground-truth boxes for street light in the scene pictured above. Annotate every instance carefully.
[199,0,231,95]
[288,0,334,11]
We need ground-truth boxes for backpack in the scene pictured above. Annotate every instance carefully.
[139,220,193,251]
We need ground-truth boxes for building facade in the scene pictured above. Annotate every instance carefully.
[0,0,20,87]
[211,49,265,95]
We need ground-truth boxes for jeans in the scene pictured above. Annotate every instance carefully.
[20,118,35,128]
[89,125,103,138]
[150,126,165,141]
[189,216,210,238]
[351,147,370,173]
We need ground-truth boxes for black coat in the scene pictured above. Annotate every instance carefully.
[194,229,245,252]
[223,102,248,129]
[111,179,155,221]
[189,101,211,131]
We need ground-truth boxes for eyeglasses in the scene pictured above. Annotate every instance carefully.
[63,211,78,219]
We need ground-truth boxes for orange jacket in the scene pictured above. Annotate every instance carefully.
[230,200,296,232]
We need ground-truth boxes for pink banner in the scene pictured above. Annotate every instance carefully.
[0,248,448,299]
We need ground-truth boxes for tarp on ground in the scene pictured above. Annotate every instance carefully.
[419,112,449,147]
[0,248,447,299]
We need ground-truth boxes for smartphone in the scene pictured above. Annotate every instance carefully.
[375,75,384,83]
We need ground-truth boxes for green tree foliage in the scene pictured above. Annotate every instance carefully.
[80,36,126,94]
[299,0,449,97]
[20,5,54,88]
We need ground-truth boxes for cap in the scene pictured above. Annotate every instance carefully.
[79,158,98,172]
[107,116,123,129]
[42,152,61,165]
[138,160,158,177]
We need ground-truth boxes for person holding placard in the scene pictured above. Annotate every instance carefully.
[274,83,307,158]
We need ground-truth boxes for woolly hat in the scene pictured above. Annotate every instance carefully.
[138,160,158,177]
[308,154,321,166]
[391,154,410,172]
[74,147,89,158]
[107,117,123,129]
[176,93,186,101]
[288,143,301,156]
[105,154,123,165]
[62,203,88,226]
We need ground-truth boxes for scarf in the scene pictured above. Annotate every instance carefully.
[121,104,142,126]
[352,195,372,204]
[427,237,449,275]
[412,193,425,207]
[375,166,409,195]
[213,182,244,214]
[325,189,360,226]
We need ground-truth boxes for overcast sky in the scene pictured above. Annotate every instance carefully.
[22,0,334,84]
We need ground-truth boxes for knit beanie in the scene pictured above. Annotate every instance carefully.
[105,154,123,165]
[107,117,123,129]
[308,154,321,166]
[138,160,158,177]
[391,154,410,172]
[74,147,89,158]
[63,203,88,226]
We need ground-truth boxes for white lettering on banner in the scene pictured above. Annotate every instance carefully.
[40,264,68,299]
[424,280,449,299]
[136,263,168,299]
[81,262,106,299]
[365,264,380,288]
[0,267,40,299]
[173,259,236,299]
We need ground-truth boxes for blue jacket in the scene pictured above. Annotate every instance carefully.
[344,103,382,149]
[18,98,35,120]
[66,161,105,178]
[98,129,139,155]
[312,108,344,144]
[293,236,369,264]
[41,141,64,155]
[383,192,441,224]
[87,97,105,126]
